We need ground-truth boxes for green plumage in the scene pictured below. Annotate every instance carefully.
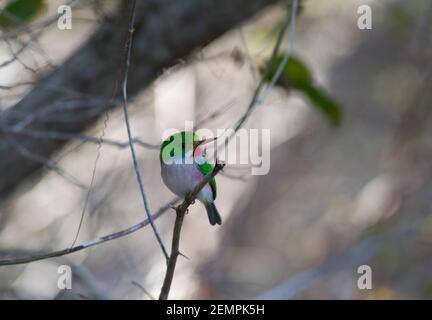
[160,131,222,225]
[198,161,217,199]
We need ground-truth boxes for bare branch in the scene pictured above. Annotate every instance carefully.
[233,0,299,133]
[0,197,180,266]
[159,162,225,300]
[257,213,422,299]
[4,133,87,189]
[131,281,155,300]
[119,0,169,262]
[0,126,159,149]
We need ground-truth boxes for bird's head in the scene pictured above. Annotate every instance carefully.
[160,131,215,164]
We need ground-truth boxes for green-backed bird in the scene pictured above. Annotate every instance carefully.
[160,131,222,225]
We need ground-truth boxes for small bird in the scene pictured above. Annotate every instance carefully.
[160,131,222,225]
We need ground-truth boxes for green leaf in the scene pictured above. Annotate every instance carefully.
[301,84,342,126]
[0,0,45,28]
[261,54,342,126]
[265,54,313,89]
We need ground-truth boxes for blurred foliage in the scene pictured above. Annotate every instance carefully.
[0,0,46,29]
[262,54,342,126]
[375,243,407,277]
[384,3,414,35]
[363,286,397,300]
[421,282,432,299]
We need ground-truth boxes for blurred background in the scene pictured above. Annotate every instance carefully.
[1,0,432,299]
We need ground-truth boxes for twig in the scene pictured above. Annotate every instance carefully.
[0,0,79,40]
[0,126,158,150]
[0,35,33,69]
[258,0,298,102]
[0,198,180,266]
[69,110,108,248]
[257,213,422,299]
[0,0,79,69]
[159,162,225,300]
[233,0,299,132]
[131,280,155,300]
[3,38,37,73]
[119,0,169,262]
[4,134,87,190]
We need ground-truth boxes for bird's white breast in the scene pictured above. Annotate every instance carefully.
[161,160,213,204]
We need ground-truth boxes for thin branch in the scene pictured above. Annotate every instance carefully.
[3,38,37,73]
[4,134,87,190]
[0,0,79,70]
[233,0,299,132]
[257,213,422,299]
[69,110,108,248]
[131,280,155,300]
[119,0,169,262]
[0,35,33,69]
[159,162,225,300]
[0,198,180,266]
[0,0,79,41]
[258,0,298,102]
[0,126,158,150]
[195,100,236,128]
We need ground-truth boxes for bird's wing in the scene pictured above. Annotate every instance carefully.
[197,161,217,199]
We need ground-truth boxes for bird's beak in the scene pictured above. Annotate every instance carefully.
[194,136,217,150]
[199,137,217,145]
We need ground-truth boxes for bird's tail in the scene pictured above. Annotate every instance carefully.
[205,203,222,226]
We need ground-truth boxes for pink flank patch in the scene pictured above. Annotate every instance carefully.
[193,145,203,158]
[192,171,203,182]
